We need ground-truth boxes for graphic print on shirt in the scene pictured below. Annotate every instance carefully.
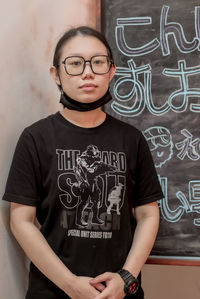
[56,145,127,239]
[107,183,124,215]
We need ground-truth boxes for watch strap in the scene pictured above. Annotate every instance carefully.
[118,269,133,280]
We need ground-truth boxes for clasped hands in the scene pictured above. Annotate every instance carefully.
[89,271,125,299]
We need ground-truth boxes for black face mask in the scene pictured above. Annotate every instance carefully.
[59,88,112,112]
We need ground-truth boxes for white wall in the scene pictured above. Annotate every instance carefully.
[0,1,97,298]
[0,1,199,298]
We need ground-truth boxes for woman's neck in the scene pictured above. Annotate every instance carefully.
[60,107,106,128]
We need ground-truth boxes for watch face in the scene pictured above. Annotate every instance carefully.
[118,269,139,296]
[125,279,139,295]
[128,281,139,294]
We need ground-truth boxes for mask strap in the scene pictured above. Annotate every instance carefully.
[60,88,112,111]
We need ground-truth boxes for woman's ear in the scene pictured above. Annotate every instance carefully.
[50,66,61,85]
[109,64,116,82]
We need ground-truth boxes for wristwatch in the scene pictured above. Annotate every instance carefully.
[117,269,139,296]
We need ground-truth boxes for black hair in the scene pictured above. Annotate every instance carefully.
[53,26,114,68]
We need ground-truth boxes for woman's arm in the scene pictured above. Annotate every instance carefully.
[10,202,104,299]
[123,201,160,277]
[90,201,160,299]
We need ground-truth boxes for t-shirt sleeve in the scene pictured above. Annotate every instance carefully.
[2,129,41,206]
[133,132,164,207]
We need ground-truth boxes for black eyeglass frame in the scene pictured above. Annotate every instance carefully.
[60,55,114,76]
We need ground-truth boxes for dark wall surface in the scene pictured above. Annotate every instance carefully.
[102,0,200,261]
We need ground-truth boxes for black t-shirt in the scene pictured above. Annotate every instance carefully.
[3,112,163,299]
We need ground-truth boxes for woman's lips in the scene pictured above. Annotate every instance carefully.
[80,84,97,91]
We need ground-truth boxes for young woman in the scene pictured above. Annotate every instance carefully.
[3,26,163,299]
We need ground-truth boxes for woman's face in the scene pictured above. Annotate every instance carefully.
[50,35,116,104]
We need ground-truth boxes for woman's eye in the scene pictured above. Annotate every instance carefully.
[71,61,81,66]
[93,60,103,65]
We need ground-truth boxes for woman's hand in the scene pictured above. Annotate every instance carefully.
[69,276,106,299]
[90,272,125,299]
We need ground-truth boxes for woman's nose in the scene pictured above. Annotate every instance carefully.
[82,61,94,76]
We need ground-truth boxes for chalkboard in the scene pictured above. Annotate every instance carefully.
[101,0,200,265]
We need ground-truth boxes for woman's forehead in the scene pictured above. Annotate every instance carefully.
[60,35,108,57]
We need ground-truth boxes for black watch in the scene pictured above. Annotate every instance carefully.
[117,269,139,296]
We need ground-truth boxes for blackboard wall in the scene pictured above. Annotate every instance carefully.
[101,0,200,263]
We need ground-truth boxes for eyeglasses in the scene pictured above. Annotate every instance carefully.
[61,55,114,76]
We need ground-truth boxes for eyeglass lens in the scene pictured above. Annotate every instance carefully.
[64,55,111,75]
